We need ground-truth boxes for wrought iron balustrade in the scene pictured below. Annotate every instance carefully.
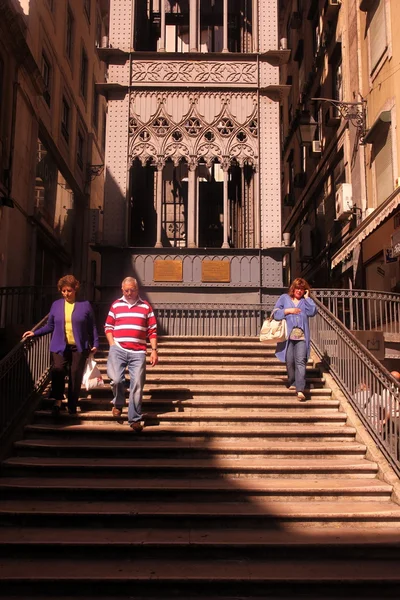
[311,298,400,475]
[0,317,51,444]
[154,303,272,337]
[0,286,57,330]
[314,288,400,335]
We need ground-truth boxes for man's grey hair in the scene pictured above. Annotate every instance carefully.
[122,277,138,287]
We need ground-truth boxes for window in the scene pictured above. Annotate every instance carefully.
[61,96,70,143]
[369,0,387,72]
[80,47,88,99]
[77,130,84,169]
[41,52,51,107]
[0,56,4,182]
[92,82,99,130]
[373,124,393,206]
[66,5,74,61]
[84,0,91,23]
[96,11,102,47]
[0,55,4,120]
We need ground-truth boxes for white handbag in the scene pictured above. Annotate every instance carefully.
[259,309,287,344]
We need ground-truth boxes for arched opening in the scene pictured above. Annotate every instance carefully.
[129,159,157,247]
[162,160,188,248]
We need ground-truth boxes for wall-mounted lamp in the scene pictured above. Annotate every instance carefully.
[295,110,318,145]
[311,97,367,145]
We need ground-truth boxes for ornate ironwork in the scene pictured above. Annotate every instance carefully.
[312,97,367,145]
[128,91,259,169]
[87,164,105,181]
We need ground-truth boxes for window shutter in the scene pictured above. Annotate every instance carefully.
[374,126,393,206]
[370,0,387,71]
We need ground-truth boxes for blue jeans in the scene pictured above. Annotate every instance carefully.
[107,345,146,423]
[286,340,307,393]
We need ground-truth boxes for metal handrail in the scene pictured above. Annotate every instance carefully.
[314,288,400,334]
[311,298,400,475]
[0,316,51,443]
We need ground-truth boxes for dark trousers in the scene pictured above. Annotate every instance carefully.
[50,345,88,411]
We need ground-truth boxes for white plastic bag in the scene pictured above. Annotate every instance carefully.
[82,353,104,391]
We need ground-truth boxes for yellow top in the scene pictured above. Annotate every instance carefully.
[64,301,76,345]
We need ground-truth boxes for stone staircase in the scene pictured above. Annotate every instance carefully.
[1,337,400,598]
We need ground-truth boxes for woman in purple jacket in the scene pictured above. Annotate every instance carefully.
[272,278,317,401]
[22,275,99,415]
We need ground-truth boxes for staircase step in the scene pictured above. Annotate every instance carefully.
[0,477,389,502]
[40,396,340,410]
[85,385,333,398]
[33,409,348,426]
[13,439,366,459]
[136,374,326,384]
[96,364,321,375]
[0,456,379,479]
[0,500,399,528]
[0,525,399,559]
[1,555,400,595]
[23,422,358,441]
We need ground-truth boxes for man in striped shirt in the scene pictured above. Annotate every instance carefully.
[105,277,158,431]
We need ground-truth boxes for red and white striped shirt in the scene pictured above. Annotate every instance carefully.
[104,296,157,352]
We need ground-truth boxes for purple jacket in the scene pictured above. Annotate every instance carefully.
[34,298,99,355]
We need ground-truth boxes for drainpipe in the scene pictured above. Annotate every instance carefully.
[6,79,19,203]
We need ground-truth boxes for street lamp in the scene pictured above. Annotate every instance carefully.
[295,110,318,145]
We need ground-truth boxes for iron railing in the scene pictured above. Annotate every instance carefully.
[154,303,272,337]
[0,286,58,330]
[311,298,400,475]
[94,302,277,337]
[314,288,400,334]
[0,317,52,443]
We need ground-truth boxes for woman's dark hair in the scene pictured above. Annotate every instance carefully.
[57,275,80,293]
[288,277,311,298]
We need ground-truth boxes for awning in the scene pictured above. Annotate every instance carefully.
[331,187,400,268]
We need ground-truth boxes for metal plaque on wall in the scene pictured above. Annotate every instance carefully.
[153,260,183,282]
[201,260,231,283]
[351,330,385,360]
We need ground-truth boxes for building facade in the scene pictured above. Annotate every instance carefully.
[0,0,108,307]
[279,0,400,292]
[97,0,288,313]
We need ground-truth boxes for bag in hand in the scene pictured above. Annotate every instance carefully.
[259,310,287,344]
[82,353,105,391]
